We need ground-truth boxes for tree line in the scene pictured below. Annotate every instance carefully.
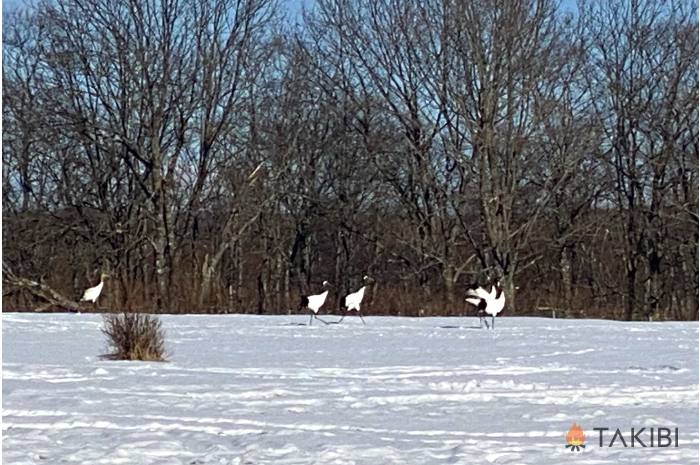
[3,0,698,320]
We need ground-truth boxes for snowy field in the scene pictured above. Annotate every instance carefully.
[3,313,698,465]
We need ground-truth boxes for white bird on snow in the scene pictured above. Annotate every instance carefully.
[81,272,109,307]
[299,281,332,325]
[465,279,505,329]
[338,275,373,324]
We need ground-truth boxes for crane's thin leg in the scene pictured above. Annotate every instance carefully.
[337,311,347,324]
[358,311,366,325]
[491,315,495,329]
[483,316,490,329]
[309,313,313,326]
[315,315,330,325]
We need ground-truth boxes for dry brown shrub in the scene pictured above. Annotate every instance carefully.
[100,312,167,361]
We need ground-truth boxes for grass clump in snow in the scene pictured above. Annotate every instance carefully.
[101,312,167,361]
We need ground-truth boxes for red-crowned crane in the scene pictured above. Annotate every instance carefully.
[299,281,332,325]
[338,275,373,324]
[81,272,109,309]
[465,279,505,329]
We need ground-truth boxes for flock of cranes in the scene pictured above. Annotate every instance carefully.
[299,275,374,325]
[81,273,507,329]
[300,275,505,328]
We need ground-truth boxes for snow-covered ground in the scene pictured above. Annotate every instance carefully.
[3,313,698,465]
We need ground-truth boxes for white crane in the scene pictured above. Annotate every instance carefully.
[465,279,505,329]
[299,281,332,325]
[338,276,372,324]
[81,273,109,308]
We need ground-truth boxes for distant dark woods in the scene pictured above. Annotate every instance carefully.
[3,0,698,320]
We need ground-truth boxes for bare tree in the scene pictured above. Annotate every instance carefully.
[3,0,697,319]
[582,0,698,319]
[440,0,576,308]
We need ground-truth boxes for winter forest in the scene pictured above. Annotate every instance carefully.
[2,0,698,320]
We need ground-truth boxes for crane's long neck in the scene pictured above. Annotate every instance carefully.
[494,286,503,299]
[356,286,366,299]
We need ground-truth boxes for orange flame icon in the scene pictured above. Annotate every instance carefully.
[566,423,586,451]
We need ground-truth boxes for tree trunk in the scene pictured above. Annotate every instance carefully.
[625,260,636,321]
[256,272,266,315]
[443,267,456,314]
[504,274,516,314]
[199,253,214,307]
[560,244,573,310]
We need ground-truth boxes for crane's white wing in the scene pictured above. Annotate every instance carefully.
[344,286,366,310]
[485,292,506,316]
[81,281,104,303]
[344,291,357,308]
[307,291,328,312]
[465,296,484,308]
[81,286,98,303]
[466,286,491,301]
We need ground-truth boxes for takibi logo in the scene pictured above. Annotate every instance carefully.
[563,423,680,451]
[565,423,586,451]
